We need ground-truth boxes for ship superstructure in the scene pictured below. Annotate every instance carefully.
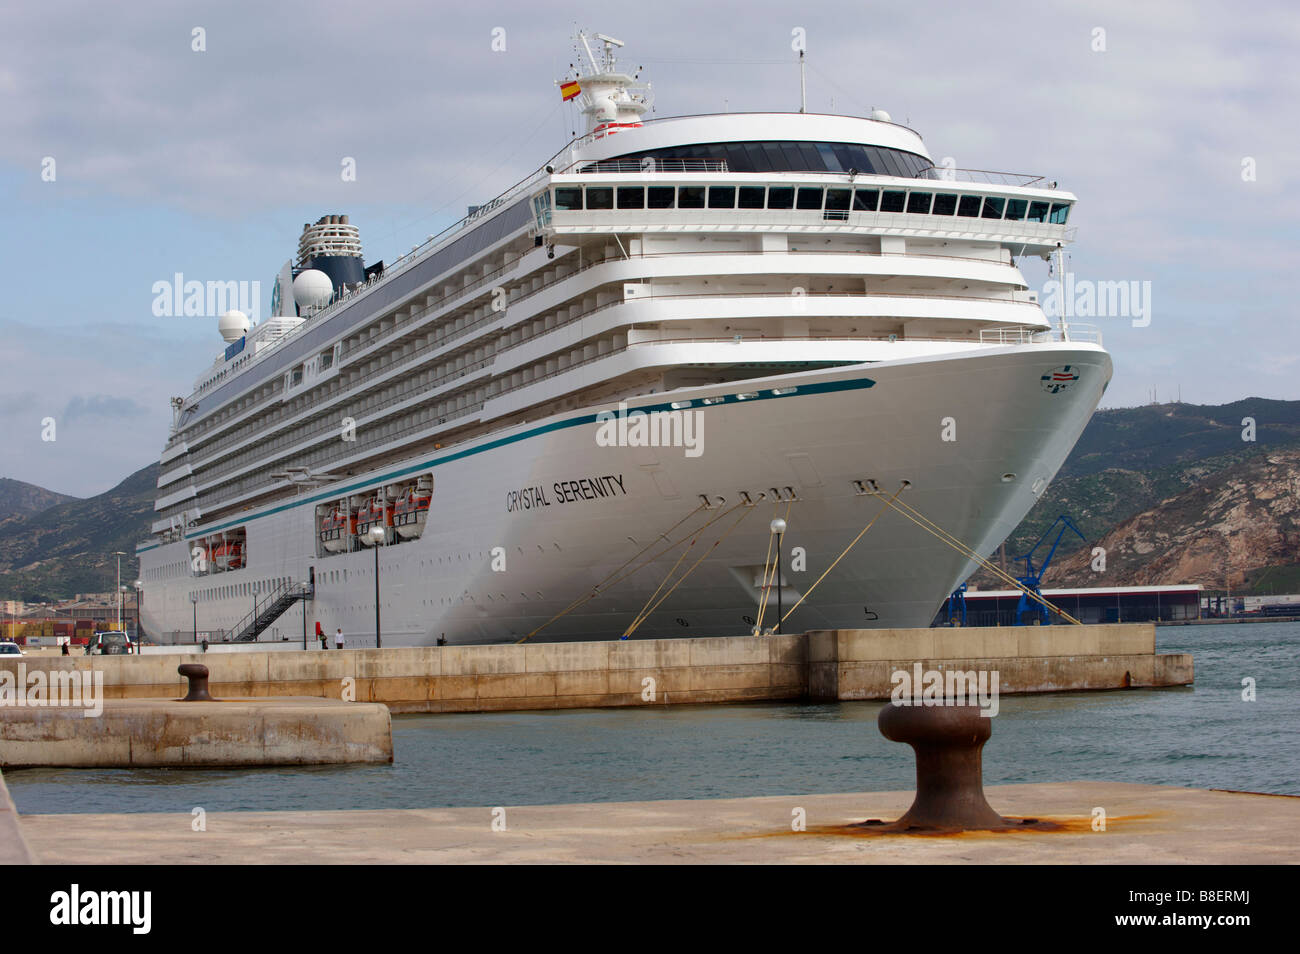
[138,33,1109,645]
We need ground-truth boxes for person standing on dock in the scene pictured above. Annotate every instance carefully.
[335,628,345,651]
[318,624,328,651]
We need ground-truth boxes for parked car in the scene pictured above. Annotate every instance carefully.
[84,631,135,655]
[0,641,22,656]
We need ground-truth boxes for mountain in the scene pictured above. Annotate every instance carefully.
[0,464,158,602]
[0,478,78,521]
[970,398,1300,592]
[1046,448,1300,589]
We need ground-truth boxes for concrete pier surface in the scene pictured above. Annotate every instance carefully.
[0,624,1190,715]
[16,783,1297,864]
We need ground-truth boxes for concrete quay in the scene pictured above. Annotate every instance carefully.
[0,624,1191,715]
[15,782,1296,864]
[0,697,393,769]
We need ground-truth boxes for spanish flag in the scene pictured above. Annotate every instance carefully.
[560,80,581,102]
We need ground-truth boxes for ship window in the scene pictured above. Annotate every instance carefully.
[737,186,766,209]
[796,187,823,210]
[1004,198,1027,221]
[678,186,706,208]
[853,189,879,211]
[617,186,645,209]
[647,186,675,209]
[825,188,851,212]
[708,186,736,208]
[815,143,845,172]
[981,197,1005,219]
[319,348,333,371]
[932,193,958,215]
[880,190,906,213]
[290,365,303,386]
[1027,201,1050,222]
[957,195,982,216]
[767,186,794,209]
[907,191,933,214]
[555,187,583,210]
[585,187,613,210]
[1050,203,1071,224]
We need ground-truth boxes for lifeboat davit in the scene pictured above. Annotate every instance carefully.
[393,489,432,539]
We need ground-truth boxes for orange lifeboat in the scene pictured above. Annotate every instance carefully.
[319,508,353,554]
[356,497,390,545]
[212,543,243,571]
[393,488,432,539]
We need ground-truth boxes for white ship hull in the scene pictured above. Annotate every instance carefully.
[139,341,1110,645]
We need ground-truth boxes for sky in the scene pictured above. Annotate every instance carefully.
[0,0,1296,497]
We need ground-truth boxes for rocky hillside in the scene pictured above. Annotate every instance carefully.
[966,398,1300,591]
[0,478,78,521]
[1046,449,1300,589]
[0,464,158,602]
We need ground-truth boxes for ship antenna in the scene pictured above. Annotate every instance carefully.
[799,49,806,113]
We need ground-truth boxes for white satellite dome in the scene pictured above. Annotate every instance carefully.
[870,108,892,122]
[590,96,618,123]
[217,309,250,343]
[293,269,334,310]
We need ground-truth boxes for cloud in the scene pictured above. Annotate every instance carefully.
[62,394,148,423]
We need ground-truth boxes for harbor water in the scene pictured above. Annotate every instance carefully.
[6,621,1296,813]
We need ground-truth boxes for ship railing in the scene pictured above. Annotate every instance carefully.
[573,158,729,174]
[979,323,1103,346]
[916,167,1052,188]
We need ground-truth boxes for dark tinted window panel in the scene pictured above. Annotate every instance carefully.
[831,143,858,171]
[647,186,675,209]
[981,197,1005,219]
[743,142,769,172]
[762,142,788,172]
[779,143,806,170]
[586,187,613,210]
[797,143,823,170]
[880,190,906,213]
[738,186,766,209]
[767,186,794,209]
[678,186,705,208]
[825,188,851,211]
[617,187,645,209]
[1004,198,1027,221]
[708,186,736,209]
[796,187,824,210]
[853,188,879,211]
[878,150,906,178]
[932,193,958,215]
[957,195,982,216]
[1027,201,1050,222]
[907,192,933,214]
[1050,203,1070,224]
[555,187,582,211]
[816,143,845,172]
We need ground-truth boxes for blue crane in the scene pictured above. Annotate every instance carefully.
[1013,515,1087,626]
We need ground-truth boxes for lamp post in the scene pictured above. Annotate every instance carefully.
[113,551,125,631]
[369,524,385,648]
[133,580,142,644]
[191,592,198,643]
[770,518,786,635]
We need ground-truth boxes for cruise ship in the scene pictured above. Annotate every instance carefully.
[137,33,1111,646]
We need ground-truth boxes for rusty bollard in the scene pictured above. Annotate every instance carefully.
[178,663,214,702]
[870,703,1010,831]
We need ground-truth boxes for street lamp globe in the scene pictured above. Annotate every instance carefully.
[369,525,385,544]
[770,518,787,535]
